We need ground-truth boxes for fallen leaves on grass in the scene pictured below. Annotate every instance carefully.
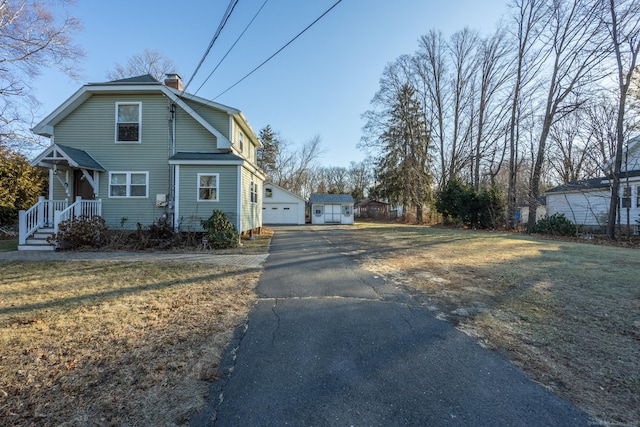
[0,261,260,426]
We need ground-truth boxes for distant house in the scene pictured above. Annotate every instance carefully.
[516,197,547,226]
[262,183,306,225]
[309,194,354,225]
[354,200,391,220]
[544,134,640,232]
[19,74,265,250]
[545,178,610,229]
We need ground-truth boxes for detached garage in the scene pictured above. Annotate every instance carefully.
[309,193,354,225]
[262,183,306,225]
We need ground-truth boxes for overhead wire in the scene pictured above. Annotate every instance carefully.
[193,0,270,97]
[212,0,343,100]
[182,0,239,93]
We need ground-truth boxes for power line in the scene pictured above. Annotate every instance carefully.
[213,0,343,100]
[194,0,270,97]
[183,0,239,93]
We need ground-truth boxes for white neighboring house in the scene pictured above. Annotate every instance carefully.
[262,183,306,225]
[545,134,640,232]
[309,194,354,225]
[545,178,610,228]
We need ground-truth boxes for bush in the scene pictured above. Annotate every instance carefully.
[436,179,505,229]
[49,215,109,250]
[201,210,239,249]
[530,213,579,236]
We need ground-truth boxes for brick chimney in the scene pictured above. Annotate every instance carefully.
[164,73,183,91]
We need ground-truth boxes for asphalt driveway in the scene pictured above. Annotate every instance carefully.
[192,226,594,426]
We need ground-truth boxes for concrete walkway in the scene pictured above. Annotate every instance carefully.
[192,225,595,427]
[0,250,268,268]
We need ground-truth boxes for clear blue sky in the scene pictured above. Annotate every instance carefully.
[35,0,509,167]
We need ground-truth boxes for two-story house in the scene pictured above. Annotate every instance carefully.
[19,74,265,250]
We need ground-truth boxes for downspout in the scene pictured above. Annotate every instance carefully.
[168,102,177,228]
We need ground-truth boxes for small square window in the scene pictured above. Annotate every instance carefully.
[265,188,273,198]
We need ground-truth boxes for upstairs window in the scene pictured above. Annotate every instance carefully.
[116,102,141,142]
[239,132,244,153]
[265,188,273,198]
[198,173,219,202]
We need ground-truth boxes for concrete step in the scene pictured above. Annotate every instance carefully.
[18,228,56,251]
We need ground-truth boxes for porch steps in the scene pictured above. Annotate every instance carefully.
[18,227,56,251]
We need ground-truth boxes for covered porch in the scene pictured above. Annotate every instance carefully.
[18,144,105,250]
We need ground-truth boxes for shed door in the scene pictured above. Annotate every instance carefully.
[324,204,342,223]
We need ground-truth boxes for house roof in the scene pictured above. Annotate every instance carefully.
[105,74,159,84]
[31,144,106,171]
[545,177,609,194]
[309,193,354,204]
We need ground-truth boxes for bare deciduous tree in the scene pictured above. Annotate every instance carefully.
[526,0,607,228]
[0,0,84,147]
[106,49,176,82]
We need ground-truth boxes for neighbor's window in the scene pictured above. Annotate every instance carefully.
[265,188,273,198]
[198,173,219,201]
[116,102,141,142]
[314,205,323,216]
[239,132,244,153]
[637,186,640,208]
[622,186,631,208]
[343,206,352,216]
[250,179,258,203]
[109,172,148,198]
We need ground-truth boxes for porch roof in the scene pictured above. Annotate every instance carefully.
[31,144,106,171]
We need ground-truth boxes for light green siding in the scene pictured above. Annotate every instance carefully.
[174,107,217,151]
[182,99,230,139]
[53,94,174,228]
[240,167,262,233]
[176,165,239,232]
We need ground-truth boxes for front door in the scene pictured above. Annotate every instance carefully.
[74,170,95,200]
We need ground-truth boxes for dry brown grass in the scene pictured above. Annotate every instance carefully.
[0,232,271,426]
[326,222,639,427]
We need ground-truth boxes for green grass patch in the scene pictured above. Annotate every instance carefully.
[0,239,17,252]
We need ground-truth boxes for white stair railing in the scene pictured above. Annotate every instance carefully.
[53,197,103,233]
[19,197,68,244]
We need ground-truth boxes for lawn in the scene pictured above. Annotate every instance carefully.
[329,223,639,426]
[0,240,17,252]
[0,232,271,426]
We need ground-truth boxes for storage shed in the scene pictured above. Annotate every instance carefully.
[262,183,306,225]
[309,193,354,225]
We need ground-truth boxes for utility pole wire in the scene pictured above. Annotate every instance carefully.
[183,0,239,93]
[194,0,270,97]
[213,0,343,100]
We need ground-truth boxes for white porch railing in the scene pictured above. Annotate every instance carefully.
[54,197,102,233]
[19,196,102,244]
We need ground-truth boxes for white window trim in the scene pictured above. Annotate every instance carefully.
[108,171,149,198]
[115,102,142,144]
[198,173,220,202]
[239,132,244,153]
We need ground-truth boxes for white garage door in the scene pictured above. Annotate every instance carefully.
[263,203,299,224]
